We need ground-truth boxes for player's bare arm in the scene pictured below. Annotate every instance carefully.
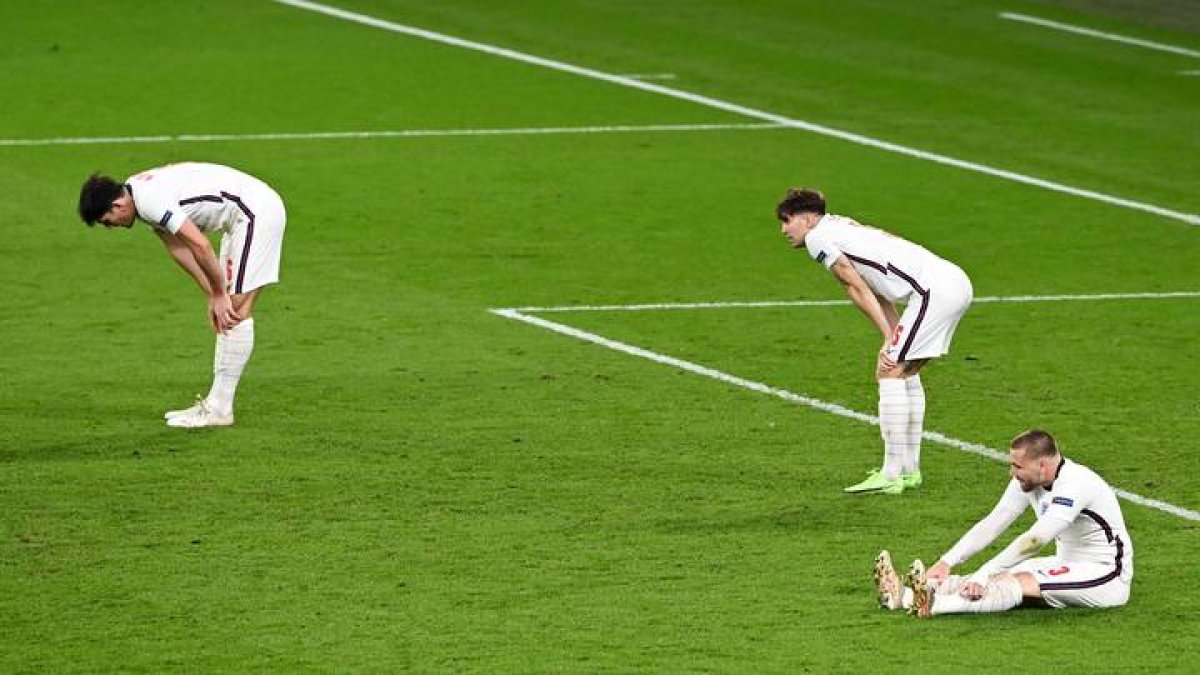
[154,229,214,296]
[829,257,901,373]
[876,294,900,330]
[175,218,241,333]
[830,257,892,340]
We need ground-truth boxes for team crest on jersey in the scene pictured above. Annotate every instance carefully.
[1052,496,1074,507]
[816,251,827,264]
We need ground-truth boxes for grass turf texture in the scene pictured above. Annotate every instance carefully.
[2,0,1199,671]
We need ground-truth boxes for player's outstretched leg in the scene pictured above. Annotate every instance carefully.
[874,550,904,610]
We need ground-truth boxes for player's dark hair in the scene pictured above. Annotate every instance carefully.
[78,173,125,225]
[1011,429,1059,459]
[776,187,826,221]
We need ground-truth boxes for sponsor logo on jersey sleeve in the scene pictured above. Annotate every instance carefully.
[159,210,174,228]
[816,251,827,264]
[1051,496,1075,507]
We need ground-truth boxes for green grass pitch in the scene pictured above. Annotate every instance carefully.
[2,0,1198,671]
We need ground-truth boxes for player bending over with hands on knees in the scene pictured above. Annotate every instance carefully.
[78,162,287,428]
[873,429,1133,617]
[777,188,973,494]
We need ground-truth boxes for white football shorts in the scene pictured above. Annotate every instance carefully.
[885,261,973,363]
[218,188,286,295]
[1012,556,1131,609]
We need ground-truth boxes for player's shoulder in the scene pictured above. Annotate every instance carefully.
[1054,459,1110,500]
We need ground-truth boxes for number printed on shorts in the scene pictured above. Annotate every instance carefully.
[891,325,905,347]
[1047,565,1071,576]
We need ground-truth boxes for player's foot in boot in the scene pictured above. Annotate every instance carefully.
[902,470,923,490]
[844,469,904,495]
[165,395,206,420]
[166,399,233,428]
[874,550,903,610]
[906,559,933,618]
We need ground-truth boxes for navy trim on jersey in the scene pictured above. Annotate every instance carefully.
[844,253,887,274]
[176,192,256,294]
[1039,508,1125,592]
[884,264,929,362]
[179,195,224,206]
[839,254,931,362]
[221,191,255,294]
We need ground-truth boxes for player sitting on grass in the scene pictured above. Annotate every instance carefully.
[777,188,973,494]
[78,162,287,428]
[872,429,1133,617]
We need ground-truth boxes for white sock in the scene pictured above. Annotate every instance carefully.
[206,318,255,416]
[878,379,908,480]
[931,575,1023,615]
[933,574,966,596]
[905,375,925,474]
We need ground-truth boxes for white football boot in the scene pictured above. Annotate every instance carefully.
[164,396,205,420]
[166,399,233,428]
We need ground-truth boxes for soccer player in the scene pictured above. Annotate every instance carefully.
[777,188,973,494]
[77,162,287,428]
[873,429,1134,617]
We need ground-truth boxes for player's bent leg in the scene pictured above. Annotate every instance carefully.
[902,363,927,489]
[231,287,261,319]
[170,289,264,428]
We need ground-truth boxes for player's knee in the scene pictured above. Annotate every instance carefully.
[1011,572,1042,599]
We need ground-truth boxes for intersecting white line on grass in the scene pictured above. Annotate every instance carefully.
[272,0,1200,226]
[0,122,784,148]
[489,292,1200,523]
[508,291,1200,313]
[1000,12,1200,60]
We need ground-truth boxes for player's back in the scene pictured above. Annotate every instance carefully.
[811,215,959,302]
[136,162,271,198]
[823,215,946,275]
[127,163,276,234]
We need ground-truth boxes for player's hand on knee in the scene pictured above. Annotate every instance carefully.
[876,354,902,379]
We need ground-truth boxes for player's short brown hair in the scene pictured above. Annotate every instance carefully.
[78,173,125,225]
[776,187,826,221]
[1011,429,1059,459]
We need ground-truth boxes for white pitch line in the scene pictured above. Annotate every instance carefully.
[490,306,1200,522]
[620,73,678,81]
[272,0,1200,226]
[510,290,1200,313]
[0,122,785,148]
[1000,12,1200,60]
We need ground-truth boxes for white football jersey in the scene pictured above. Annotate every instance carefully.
[803,214,955,303]
[999,459,1133,581]
[125,162,277,235]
